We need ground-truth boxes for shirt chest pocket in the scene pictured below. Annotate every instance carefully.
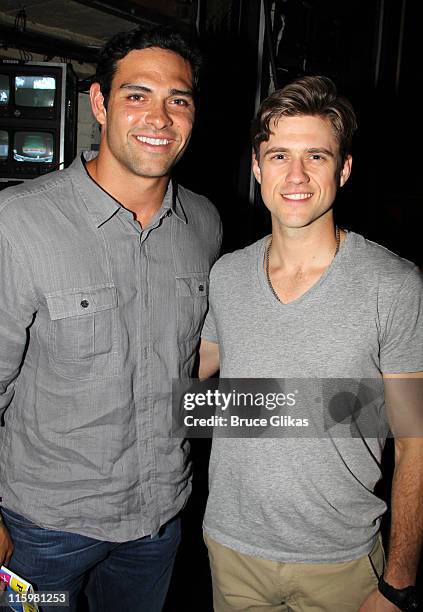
[175,274,209,342]
[45,284,118,379]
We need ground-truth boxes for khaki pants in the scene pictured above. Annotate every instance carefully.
[204,533,385,612]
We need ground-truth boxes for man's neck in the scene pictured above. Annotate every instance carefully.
[270,217,343,276]
[85,154,170,227]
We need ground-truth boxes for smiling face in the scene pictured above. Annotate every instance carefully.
[252,114,351,231]
[90,47,195,180]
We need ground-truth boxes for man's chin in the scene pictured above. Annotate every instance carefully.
[126,162,174,180]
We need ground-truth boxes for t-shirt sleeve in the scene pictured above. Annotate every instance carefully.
[201,259,221,344]
[380,266,423,373]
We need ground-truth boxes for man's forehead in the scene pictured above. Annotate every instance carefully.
[268,114,333,134]
[262,115,338,150]
[113,47,193,84]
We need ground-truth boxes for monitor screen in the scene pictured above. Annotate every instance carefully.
[0,75,9,105]
[15,75,56,108]
[13,131,54,163]
[0,130,8,159]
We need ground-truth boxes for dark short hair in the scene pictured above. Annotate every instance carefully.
[95,25,202,106]
[252,76,357,165]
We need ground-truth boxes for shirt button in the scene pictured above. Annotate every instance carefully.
[199,284,204,292]
[80,300,89,308]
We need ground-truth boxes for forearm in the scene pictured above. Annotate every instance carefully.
[198,339,220,380]
[384,439,423,587]
[0,510,14,569]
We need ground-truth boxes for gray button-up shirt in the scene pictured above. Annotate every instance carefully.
[0,154,221,541]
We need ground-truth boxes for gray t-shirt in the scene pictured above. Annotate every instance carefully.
[201,232,423,562]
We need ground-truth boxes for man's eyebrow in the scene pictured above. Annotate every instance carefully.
[307,147,335,157]
[263,147,289,157]
[120,84,151,93]
[119,84,193,97]
[169,88,194,97]
[263,146,335,157]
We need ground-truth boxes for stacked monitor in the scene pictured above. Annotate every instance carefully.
[0,61,78,181]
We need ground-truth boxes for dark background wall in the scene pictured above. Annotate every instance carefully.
[176,0,422,267]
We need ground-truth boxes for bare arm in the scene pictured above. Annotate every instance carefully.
[359,372,423,611]
[0,514,13,569]
[384,435,423,585]
[0,527,14,591]
[383,372,423,587]
[198,339,220,380]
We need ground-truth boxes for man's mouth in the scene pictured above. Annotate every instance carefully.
[135,135,172,146]
[282,193,313,201]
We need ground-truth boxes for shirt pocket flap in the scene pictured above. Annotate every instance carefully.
[175,274,209,298]
[46,284,118,320]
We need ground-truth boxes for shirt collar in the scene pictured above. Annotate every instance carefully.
[68,152,187,227]
[170,180,188,224]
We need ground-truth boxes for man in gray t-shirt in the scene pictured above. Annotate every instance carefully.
[199,76,423,611]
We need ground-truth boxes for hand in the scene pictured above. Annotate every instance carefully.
[359,588,401,611]
[0,522,14,591]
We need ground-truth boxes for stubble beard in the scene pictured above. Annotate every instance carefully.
[121,139,176,179]
[105,130,182,180]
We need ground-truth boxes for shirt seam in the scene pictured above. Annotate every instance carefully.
[0,176,71,215]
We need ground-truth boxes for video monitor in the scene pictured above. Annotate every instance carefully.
[13,131,54,163]
[0,130,8,159]
[15,75,56,108]
[0,75,9,105]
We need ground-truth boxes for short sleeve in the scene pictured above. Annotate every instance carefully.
[201,259,220,344]
[380,266,423,373]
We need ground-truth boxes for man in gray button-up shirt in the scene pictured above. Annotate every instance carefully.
[0,25,221,611]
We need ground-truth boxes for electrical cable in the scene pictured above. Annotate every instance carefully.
[263,0,279,90]
[14,8,27,33]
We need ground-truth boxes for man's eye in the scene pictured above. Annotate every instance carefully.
[272,154,285,160]
[128,94,143,101]
[310,154,324,160]
[171,98,189,107]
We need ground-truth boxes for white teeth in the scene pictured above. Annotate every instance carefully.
[283,193,313,200]
[136,136,170,146]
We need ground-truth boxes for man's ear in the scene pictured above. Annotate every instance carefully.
[252,152,261,184]
[89,83,107,126]
[339,155,352,187]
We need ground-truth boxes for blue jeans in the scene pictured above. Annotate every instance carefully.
[1,507,180,612]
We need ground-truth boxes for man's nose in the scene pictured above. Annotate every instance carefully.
[144,101,172,130]
[286,159,310,183]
